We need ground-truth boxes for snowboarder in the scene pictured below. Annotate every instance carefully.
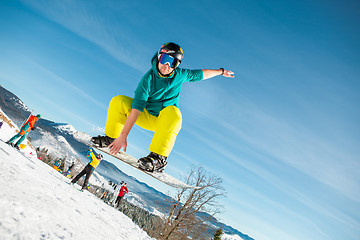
[6,114,41,149]
[0,121,3,130]
[115,182,129,208]
[91,42,234,172]
[71,147,103,191]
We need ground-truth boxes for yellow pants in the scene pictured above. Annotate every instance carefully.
[105,95,182,157]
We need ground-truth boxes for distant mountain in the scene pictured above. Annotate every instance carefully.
[0,85,30,124]
[0,85,254,240]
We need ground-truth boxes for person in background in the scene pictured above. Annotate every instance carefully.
[53,158,62,171]
[71,147,103,191]
[63,161,75,177]
[100,191,107,200]
[115,182,129,208]
[6,114,41,149]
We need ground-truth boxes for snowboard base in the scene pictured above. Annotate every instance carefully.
[73,132,200,189]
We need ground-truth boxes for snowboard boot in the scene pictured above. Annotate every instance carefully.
[138,152,167,172]
[91,135,115,148]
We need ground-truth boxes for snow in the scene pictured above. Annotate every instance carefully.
[0,120,154,239]
[31,128,78,158]
[126,192,165,218]
[222,233,244,240]
[11,97,30,112]
[53,123,77,135]
[73,131,92,144]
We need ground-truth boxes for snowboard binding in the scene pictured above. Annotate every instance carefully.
[138,152,167,173]
[91,135,115,148]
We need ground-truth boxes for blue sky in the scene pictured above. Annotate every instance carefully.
[1,0,359,239]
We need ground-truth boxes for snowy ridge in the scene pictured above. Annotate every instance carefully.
[91,171,113,188]
[222,233,245,240]
[31,127,78,158]
[53,123,77,135]
[10,97,30,112]
[126,192,165,218]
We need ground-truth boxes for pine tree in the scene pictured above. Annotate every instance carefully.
[213,226,224,240]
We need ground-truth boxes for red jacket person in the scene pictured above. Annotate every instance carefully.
[115,183,129,207]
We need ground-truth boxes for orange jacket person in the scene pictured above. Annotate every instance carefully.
[6,114,41,149]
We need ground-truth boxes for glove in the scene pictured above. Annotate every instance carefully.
[31,127,36,131]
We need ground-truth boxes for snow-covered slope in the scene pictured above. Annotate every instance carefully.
[0,140,154,240]
[53,123,77,135]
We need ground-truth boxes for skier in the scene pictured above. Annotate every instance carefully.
[71,147,103,191]
[6,114,41,149]
[100,191,107,200]
[115,182,129,208]
[53,158,62,171]
[63,161,75,177]
[91,42,234,172]
[0,121,3,130]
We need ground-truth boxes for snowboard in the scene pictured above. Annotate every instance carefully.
[73,132,200,189]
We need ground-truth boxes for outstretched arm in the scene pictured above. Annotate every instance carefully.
[108,108,141,155]
[202,68,234,80]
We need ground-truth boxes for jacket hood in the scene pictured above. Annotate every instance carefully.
[151,52,158,72]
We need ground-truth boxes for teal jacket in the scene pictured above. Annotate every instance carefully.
[132,52,204,116]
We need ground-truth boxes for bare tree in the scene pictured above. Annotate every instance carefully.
[158,166,226,240]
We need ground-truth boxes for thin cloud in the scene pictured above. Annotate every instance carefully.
[21,0,148,72]
[184,84,360,203]
[27,59,107,110]
[33,92,97,129]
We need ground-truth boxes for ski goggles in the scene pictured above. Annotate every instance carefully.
[158,53,180,68]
